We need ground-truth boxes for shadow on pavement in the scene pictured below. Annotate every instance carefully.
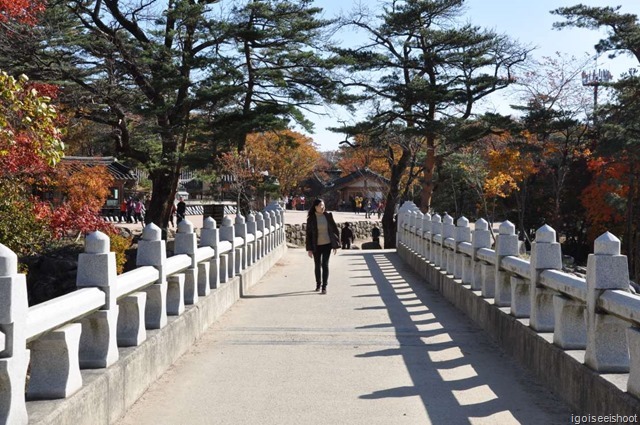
[341,251,568,425]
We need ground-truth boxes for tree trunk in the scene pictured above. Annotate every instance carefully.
[420,135,437,213]
[146,166,180,231]
[382,146,412,249]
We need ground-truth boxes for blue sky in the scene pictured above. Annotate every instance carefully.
[304,0,640,151]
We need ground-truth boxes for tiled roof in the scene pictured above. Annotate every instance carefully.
[61,156,137,180]
[326,168,390,189]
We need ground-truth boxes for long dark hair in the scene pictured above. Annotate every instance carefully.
[307,198,324,218]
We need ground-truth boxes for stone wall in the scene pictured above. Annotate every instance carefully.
[285,221,383,247]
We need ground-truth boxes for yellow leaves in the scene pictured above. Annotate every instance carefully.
[245,130,320,194]
[483,148,537,198]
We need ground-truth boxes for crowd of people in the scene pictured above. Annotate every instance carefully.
[118,195,188,228]
[119,197,147,224]
[339,196,385,219]
[286,194,385,219]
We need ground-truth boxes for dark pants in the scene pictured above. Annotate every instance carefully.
[313,243,332,288]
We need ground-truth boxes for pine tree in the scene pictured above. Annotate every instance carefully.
[335,0,530,211]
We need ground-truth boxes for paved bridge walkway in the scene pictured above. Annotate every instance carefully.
[117,248,571,425]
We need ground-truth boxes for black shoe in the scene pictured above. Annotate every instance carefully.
[321,287,327,295]
[315,283,321,291]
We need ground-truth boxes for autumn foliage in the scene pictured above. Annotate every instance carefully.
[0,0,45,24]
[580,158,628,239]
[245,130,321,196]
[0,69,116,255]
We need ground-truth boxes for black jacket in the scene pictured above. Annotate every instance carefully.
[306,212,340,251]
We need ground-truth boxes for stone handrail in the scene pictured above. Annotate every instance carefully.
[115,266,160,299]
[0,204,286,424]
[26,288,106,343]
[164,254,191,276]
[395,201,640,404]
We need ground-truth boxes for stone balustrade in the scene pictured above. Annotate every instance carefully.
[285,220,383,247]
[396,203,640,415]
[0,206,286,425]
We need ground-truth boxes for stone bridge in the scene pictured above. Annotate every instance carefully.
[1,203,639,424]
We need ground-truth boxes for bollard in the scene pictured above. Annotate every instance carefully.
[255,212,265,259]
[77,231,119,368]
[137,223,170,327]
[27,323,82,399]
[167,274,185,315]
[552,294,586,349]
[510,276,531,318]
[431,214,442,267]
[454,217,471,280]
[246,213,257,266]
[627,327,640,397]
[0,243,29,424]
[494,221,518,307]
[442,214,456,274]
[235,214,247,273]
[585,232,630,372]
[200,217,220,289]
[471,219,492,291]
[116,293,147,346]
[220,216,237,279]
[529,225,561,332]
[421,213,432,260]
[175,219,199,304]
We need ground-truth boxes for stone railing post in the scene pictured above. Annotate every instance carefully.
[470,219,491,291]
[420,213,432,260]
[137,224,169,328]
[255,212,265,259]
[76,231,119,368]
[0,244,29,424]
[455,217,471,280]
[263,210,272,252]
[409,211,419,252]
[442,214,456,274]
[430,214,442,267]
[175,219,202,301]
[278,206,286,245]
[529,225,562,332]
[585,232,630,372]
[200,217,220,289]
[269,210,278,251]
[235,214,247,273]
[219,216,237,279]
[245,214,257,266]
[510,276,531,319]
[396,202,414,246]
[494,221,519,307]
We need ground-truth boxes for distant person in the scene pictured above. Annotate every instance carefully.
[372,225,381,245]
[127,197,135,223]
[119,200,128,223]
[355,196,362,214]
[134,199,145,224]
[306,198,340,294]
[169,203,177,228]
[377,199,385,219]
[364,198,372,218]
[341,222,355,250]
[177,197,186,224]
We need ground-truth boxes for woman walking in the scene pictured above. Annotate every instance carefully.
[306,199,340,294]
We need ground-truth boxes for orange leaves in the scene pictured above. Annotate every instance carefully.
[245,130,321,195]
[56,164,114,212]
[484,147,537,198]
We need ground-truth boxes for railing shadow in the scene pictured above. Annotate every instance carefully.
[343,251,568,424]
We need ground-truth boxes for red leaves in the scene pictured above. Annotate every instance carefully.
[36,202,114,239]
[0,0,45,25]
